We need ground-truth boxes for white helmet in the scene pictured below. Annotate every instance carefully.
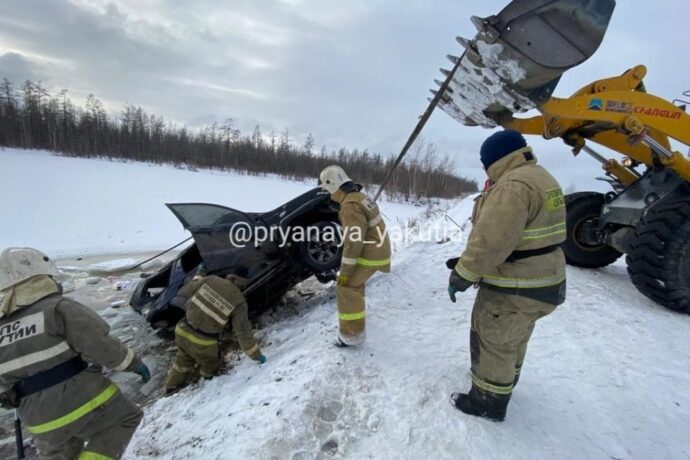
[319,165,351,194]
[0,247,59,291]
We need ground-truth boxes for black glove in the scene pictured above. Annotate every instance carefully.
[448,270,474,302]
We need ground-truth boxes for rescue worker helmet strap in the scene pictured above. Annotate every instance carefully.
[0,247,60,291]
[319,165,351,194]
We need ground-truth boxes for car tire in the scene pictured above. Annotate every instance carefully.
[129,278,152,312]
[297,220,342,272]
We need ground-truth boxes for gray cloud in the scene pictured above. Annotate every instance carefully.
[1,0,688,191]
[0,51,43,82]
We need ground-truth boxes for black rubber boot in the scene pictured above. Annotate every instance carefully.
[451,386,509,422]
[333,338,350,348]
[451,393,483,417]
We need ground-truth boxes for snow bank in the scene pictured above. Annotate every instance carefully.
[7,149,687,458]
[1,148,427,258]
[126,196,690,459]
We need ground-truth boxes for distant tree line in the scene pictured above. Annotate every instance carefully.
[0,79,477,199]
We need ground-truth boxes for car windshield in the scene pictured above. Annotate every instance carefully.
[166,203,249,228]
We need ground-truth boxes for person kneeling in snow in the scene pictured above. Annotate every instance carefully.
[164,265,265,395]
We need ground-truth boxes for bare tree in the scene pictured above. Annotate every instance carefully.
[0,77,478,199]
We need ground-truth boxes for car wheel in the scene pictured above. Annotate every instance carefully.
[297,221,342,272]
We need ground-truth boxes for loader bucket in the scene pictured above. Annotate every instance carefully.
[436,0,616,127]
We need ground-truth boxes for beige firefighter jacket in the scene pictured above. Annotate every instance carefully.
[176,275,261,360]
[455,148,566,303]
[0,289,141,435]
[332,190,391,277]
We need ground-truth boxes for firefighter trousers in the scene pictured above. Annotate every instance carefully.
[164,322,222,392]
[33,388,143,460]
[469,286,555,396]
[335,268,376,345]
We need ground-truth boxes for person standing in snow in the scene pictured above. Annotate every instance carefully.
[319,166,391,347]
[164,265,265,394]
[0,247,149,459]
[447,130,566,421]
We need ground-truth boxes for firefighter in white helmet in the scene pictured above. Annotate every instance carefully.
[319,166,391,347]
[0,247,149,459]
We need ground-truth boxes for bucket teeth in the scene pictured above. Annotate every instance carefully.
[455,36,471,49]
[433,79,453,92]
[435,0,615,129]
[470,16,486,32]
[429,89,451,103]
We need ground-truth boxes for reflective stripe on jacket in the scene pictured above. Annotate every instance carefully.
[182,276,261,359]
[456,148,566,302]
[0,295,140,431]
[335,190,392,276]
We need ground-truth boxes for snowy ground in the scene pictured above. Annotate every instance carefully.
[3,149,689,459]
[126,207,690,460]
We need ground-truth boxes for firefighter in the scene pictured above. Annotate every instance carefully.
[0,247,149,459]
[318,166,391,347]
[448,130,566,421]
[164,265,265,394]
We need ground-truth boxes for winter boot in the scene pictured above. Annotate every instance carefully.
[164,386,183,397]
[450,385,510,422]
[333,338,350,348]
[334,331,365,348]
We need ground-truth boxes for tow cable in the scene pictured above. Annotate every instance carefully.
[126,236,193,272]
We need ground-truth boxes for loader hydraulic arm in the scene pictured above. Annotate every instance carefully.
[433,0,690,313]
[501,66,690,184]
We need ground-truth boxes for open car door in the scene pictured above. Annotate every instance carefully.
[165,203,274,274]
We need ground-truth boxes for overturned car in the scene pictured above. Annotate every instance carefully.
[130,188,342,329]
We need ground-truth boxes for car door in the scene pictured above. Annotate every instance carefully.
[165,203,274,274]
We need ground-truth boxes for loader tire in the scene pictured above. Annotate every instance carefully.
[626,199,690,313]
[563,192,622,268]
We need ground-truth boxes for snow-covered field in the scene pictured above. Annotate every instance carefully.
[0,148,426,257]
[3,148,690,459]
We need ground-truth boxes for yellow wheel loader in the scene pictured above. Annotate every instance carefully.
[433,0,690,312]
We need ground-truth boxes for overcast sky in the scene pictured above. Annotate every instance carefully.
[1,0,689,189]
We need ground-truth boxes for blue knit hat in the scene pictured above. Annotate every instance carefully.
[479,130,528,169]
